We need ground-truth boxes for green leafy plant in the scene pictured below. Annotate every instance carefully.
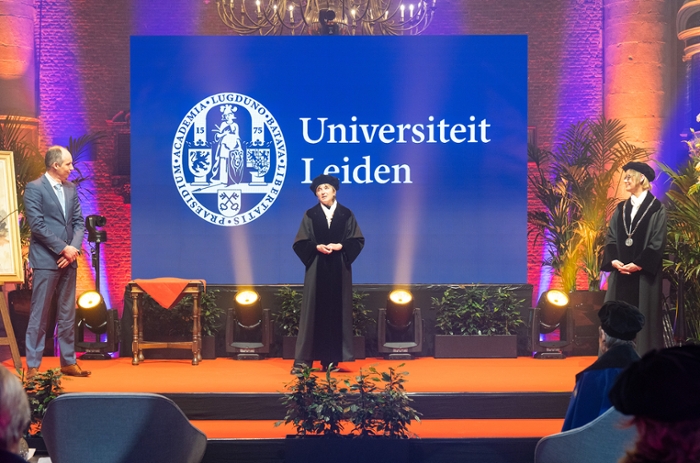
[141,289,224,337]
[278,364,420,438]
[660,141,700,342]
[344,369,381,437]
[372,364,420,438]
[682,124,700,196]
[352,291,374,337]
[431,285,525,336]
[273,286,302,337]
[274,286,374,338]
[528,117,648,291]
[20,368,64,437]
[278,365,345,436]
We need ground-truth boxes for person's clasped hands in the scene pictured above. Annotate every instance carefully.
[316,243,342,254]
[611,259,642,275]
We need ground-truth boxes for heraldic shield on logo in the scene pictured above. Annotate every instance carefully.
[172,92,287,226]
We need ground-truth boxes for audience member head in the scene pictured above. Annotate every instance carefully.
[609,345,700,463]
[597,300,644,355]
[0,368,31,454]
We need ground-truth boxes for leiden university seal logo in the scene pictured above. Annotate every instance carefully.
[172,92,287,226]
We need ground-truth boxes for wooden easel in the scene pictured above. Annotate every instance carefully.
[0,285,22,369]
[0,150,23,370]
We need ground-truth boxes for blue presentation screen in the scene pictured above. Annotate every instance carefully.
[131,35,528,285]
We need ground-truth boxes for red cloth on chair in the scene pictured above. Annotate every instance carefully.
[131,278,206,309]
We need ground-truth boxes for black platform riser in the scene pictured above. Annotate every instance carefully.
[163,392,571,420]
[202,438,541,463]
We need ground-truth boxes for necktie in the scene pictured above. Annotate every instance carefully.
[54,183,66,216]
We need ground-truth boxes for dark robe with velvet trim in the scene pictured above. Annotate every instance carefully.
[561,343,640,431]
[0,449,28,463]
[601,193,667,354]
[293,202,364,366]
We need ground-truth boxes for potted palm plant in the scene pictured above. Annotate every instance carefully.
[659,124,700,343]
[431,285,525,358]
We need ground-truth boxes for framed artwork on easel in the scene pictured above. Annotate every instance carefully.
[0,150,24,284]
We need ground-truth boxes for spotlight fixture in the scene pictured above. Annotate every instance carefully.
[529,290,574,359]
[226,289,272,360]
[75,290,120,360]
[378,289,423,360]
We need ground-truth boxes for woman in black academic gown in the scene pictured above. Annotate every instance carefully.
[601,161,667,354]
[292,174,364,372]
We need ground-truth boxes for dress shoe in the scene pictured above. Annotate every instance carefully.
[60,364,91,377]
[25,367,39,380]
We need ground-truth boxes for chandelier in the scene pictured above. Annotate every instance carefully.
[216,0,436,36]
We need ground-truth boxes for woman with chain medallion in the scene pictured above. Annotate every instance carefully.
[601,162,667,354]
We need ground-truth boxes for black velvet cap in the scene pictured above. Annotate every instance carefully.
[609,345,700,422]
[598,300,645,341]
[622,162,656,182]
[309,174,340,193]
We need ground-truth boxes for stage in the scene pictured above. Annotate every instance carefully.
[5,355,597,463]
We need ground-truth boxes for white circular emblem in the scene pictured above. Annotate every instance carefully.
[171,92,287,226]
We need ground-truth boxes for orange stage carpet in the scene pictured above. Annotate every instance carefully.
[5,356,595,440]
[12,356,593,393]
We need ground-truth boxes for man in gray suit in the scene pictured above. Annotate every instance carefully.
[24,146,90,378]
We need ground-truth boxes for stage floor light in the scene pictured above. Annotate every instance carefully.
[386,289,414,333]
[530,290,573,359]
[234,290,262,328]
[227,289,271,360]
[77,291,108,334]
[378,289,423,359]
[76,290,119,360]
[538,290,569,333]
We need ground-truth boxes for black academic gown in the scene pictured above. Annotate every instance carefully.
[601,193,667,354]
[561,343,640,431]
[0,449,28,463]
[293,202,364,366]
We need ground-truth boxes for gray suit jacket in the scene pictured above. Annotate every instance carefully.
[24,175,85,270]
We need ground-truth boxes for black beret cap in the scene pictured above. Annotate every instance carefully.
[609,345,700,422]
[622,162,656,182]
[309,174,340,193]
[598,300,645,341]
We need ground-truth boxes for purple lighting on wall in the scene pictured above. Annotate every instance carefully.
[132,0,203,35]
[37,1,89,144]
